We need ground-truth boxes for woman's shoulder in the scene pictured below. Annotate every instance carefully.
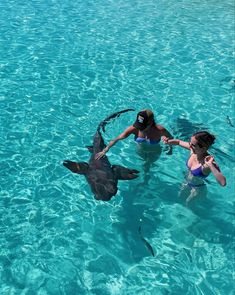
[124,125,138,135]
[154,124,167,132]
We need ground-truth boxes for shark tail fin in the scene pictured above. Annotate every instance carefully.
[98,108,135,133]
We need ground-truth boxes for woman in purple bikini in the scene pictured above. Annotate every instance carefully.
[162,131,226,204]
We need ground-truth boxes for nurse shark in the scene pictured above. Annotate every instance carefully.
[63,109,139,201]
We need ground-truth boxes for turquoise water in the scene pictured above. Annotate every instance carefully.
[0,0,234,294]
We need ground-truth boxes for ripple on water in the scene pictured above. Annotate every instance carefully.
[0,0,234,293]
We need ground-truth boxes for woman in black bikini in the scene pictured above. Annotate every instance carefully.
[162,131,226,205]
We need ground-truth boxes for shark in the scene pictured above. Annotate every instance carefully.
[63,109,139,201]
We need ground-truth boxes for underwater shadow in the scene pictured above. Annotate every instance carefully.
[112,170,179,263]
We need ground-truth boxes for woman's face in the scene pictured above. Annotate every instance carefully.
[189,136,206,154]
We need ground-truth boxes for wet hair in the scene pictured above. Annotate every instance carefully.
[193,131,216,148]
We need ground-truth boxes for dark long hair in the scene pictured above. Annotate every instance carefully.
[193,131,215,148]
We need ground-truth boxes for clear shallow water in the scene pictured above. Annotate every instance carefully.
[0,0,234,294]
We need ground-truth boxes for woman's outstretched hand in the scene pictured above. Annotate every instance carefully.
[162,136,170,144]
[95,148,107,160]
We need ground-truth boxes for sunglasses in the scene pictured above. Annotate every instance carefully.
[189,142,203,149]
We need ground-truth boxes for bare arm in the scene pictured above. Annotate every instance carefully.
[205,156,226,186]
[162,137,191,150]
[95,126,135,160]
[161,127,173,139]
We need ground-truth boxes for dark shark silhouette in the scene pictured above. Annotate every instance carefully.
[63,109,139,201]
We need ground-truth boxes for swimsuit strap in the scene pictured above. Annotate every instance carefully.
[135,137,160,145]
[135,137,146,143]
